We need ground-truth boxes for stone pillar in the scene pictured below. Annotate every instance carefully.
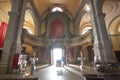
[74,21,79,37]
[65,16,70,38]
[73,22,75,36]
[0,0,27,73]
[65,47,69,66]
[46,47,51,65]
[47,20,49,37]
[89,0,114,67]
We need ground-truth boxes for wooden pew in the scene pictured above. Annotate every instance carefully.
[0,78,39,80]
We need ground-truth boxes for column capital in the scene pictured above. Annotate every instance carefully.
[8,11,19,16]
[95,13,106,17]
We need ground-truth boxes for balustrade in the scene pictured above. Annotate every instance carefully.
[22,29,93,47]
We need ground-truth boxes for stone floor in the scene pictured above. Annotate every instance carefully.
[26,64,85,80]
[0,64,120,80]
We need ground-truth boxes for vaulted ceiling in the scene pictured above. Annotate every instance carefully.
[0,0,11,22]
[0,0,82,30]
[33,0,82,18]
[0,0,120,34]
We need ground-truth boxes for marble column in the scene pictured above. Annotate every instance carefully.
[0,0,27,73]
[89,0,114,66]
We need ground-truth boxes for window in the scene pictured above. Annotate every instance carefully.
[23,27,33,34]
[52,7,63,12]
[85,4,90,11]
[81,27,92,35]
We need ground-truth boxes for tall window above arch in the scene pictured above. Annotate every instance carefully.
[52,7,63,12]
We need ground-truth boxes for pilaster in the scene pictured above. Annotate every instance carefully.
[46,47,51,65]
[89,0,114,67]
[0,0,27,74]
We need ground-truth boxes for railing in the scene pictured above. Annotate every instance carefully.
[22,29,93,47]
[69,29,93,46]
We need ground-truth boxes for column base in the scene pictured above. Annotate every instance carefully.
[0,62,8,74]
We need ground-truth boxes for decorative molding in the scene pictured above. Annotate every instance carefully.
[22,28,92,47]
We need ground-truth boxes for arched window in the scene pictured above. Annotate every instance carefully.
[52,7,63,12]
[82,27,92,35]
[23,26,33,34]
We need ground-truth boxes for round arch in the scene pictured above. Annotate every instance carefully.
[78,7,91,35]
[109,16,120,51]
[23,9,35,35]
[79,22,92,35]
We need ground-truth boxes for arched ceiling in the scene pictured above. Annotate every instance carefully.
[0,0,11,22]
[0,0,82,31]
[33,0,82,18]
[109,16,120,35]
[24,10,35,35]
[0,0,120,33]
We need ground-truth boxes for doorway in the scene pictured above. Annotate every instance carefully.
[52,48,63,65]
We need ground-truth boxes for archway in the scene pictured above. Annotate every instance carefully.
[51,48,63,65]
[109,16,120,61]
[23,9,35,35]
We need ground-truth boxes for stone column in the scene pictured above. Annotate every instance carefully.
[66,47,69,66]
[46,47,51,65]
[67,18,71,38]
[0,0,27,73]
[74,21,79,37]
[64,16,70,38]
[89,0,114,67]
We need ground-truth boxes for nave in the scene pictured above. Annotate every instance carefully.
[0,1,120,80]
[25,64,120,80]
[0,64,120,80]
[26,64,84,80]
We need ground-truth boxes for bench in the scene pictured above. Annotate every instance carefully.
[107,62,120,72]
[83,73,120,80]
[0,78,39,80]
[83,74,104,80]
[85,77,104,80]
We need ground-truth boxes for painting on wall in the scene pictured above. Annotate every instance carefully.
[50,19,64,37]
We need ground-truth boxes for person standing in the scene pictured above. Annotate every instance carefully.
[30,57,35,75]
[67,58,69,66]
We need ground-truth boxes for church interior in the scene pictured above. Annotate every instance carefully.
[0,0,120,80]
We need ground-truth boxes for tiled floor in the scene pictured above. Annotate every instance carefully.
[26,65,85,80]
